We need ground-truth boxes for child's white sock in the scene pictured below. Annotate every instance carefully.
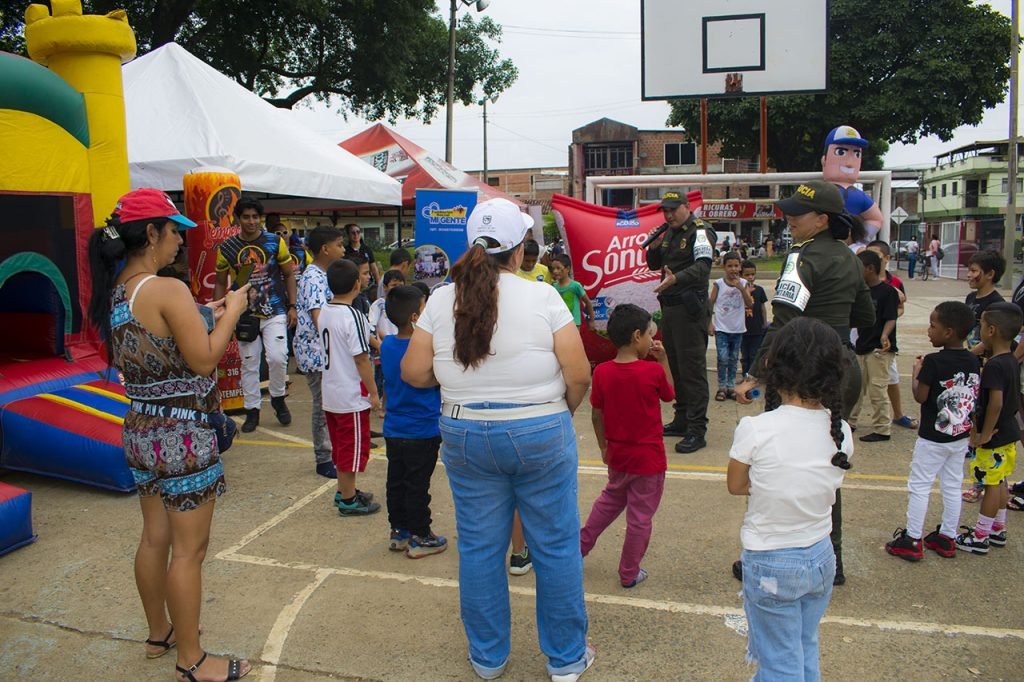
[993,509,1007,531]
[975,514,994,538]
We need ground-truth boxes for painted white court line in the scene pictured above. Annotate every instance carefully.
[219,551,1024,642]
[259,569,331,682]
[216,480,336,560]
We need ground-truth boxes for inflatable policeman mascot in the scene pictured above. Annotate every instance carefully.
[822,125,883,250]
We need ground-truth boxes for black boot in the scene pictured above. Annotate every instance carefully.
[241,408,260,433]
[833,548,846,586]
[271,396,292,426]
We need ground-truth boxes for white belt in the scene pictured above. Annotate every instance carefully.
[441,400,568,421]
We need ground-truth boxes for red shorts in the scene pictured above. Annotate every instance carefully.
[326,409,371,473]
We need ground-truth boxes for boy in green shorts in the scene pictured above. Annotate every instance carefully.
[549,254,596,331]
[956,302,1023,554]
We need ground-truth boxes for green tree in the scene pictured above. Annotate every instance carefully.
[0,1,517,120]
[667,0,1013,171]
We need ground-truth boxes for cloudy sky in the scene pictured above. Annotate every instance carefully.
[291,0,1019,172]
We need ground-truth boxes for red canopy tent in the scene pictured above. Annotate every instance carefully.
[339,123,523,208]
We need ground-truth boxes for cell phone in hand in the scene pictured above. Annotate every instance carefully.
[233,263,255,287]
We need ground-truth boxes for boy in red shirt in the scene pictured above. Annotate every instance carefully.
[581,303,674,587]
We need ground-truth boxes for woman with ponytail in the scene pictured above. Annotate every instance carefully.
[402,198,593,681]
[88,189,252,682]
[727,317,852,681]
[734,180,874,586]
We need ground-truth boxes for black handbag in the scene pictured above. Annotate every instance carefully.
[208,411,237,453]
[235,312,260,343]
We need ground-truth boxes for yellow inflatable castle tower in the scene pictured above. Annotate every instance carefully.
[23,0,137,226]
[0,1,136,353]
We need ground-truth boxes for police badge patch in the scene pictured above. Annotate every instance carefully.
[774,253,811,311]
[693,229,713,261]
[679,238,687,249]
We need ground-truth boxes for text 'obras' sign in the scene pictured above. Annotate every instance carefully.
[700,201,782,221]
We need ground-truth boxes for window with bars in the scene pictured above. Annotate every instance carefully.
[583,143,634,171]
[664,142,697,166]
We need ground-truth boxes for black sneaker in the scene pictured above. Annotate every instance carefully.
[370,429,384,438]
[989,528,1007,547]
[315,461,338,479]
[885,528,923,562]
[337,491,380,516]
[241,408,260,433]
[334,490,374,507]
[675,435,707,454]
[270,396,292,426]
[923,527,956,557]
[859,432,890,442]
[406,532,448,558]
[509,547,532,575]
[663,421,688,437]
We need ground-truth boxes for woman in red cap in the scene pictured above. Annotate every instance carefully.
[88,189,252,681]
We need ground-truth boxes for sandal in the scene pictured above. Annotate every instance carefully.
[145,626,175,659]
[715,389,727,402]
[726,389,737,400]
[962,487,983,503]
[176,652,251,682]
[1008,495,1024,511]
[893,415,919,429]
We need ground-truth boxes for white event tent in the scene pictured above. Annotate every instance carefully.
[122,43,401,209]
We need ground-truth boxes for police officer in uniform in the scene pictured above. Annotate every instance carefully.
[645,191,717,454]
[734,180,875,585]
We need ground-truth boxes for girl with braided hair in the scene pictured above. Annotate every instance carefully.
[727,317,852,681]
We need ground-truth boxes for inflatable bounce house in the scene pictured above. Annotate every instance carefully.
[0,1,139,553]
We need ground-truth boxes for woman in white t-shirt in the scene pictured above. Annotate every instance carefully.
[727,317,852,681]
[402,198,593,682]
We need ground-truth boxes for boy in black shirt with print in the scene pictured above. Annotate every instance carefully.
[956,302,1023,554]
[852,250,899,442]
[740,260,769,380]
[965,250,1006,352]
[886,302,980,561]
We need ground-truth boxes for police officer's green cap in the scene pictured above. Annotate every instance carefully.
[659,191,687,209]
[776,181,845,216]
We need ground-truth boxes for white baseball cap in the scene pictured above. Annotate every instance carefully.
[466,198,534,254]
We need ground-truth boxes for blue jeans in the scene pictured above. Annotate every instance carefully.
[907,253,917,279]
[741,333,765,378]
[742,537,835,682]
[715,331,743,389]
[439,407,588,678]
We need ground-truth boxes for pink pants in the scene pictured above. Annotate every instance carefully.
[580,469,666,584]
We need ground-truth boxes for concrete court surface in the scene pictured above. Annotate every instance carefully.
[1,274,1022,681]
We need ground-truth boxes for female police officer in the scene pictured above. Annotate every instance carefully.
[734,180,875,586]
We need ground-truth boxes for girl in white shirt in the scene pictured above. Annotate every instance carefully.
[727,317,853,682]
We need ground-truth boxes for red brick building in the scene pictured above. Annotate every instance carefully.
[465,167,569,211]
[567,118,766,207]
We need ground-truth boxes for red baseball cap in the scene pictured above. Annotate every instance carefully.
[112,188,197,229]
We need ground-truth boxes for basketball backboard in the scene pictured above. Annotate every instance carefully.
[641,0,828,100]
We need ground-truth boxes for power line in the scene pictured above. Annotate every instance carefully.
[485,120,567,154]
[503,24,639,36]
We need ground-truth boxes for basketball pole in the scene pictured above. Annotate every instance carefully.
[700,98,709,175]
[759,96,768,174]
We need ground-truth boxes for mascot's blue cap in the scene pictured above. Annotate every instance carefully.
[824,125,869,151]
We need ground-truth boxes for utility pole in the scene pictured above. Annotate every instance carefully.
[482,98,489,181]
[445,0,457,163]
[1004,0,1019,290]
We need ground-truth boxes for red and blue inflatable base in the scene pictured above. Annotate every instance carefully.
[0,482,37,556]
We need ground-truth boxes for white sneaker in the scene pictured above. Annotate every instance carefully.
[550,645,595,682]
